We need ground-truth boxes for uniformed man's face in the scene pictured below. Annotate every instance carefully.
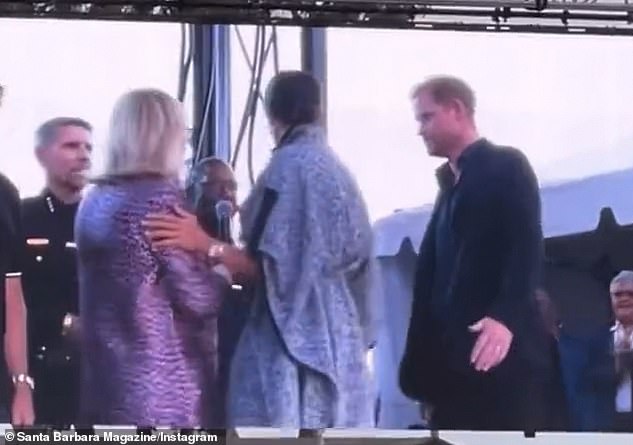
[611,281,633,325]
[413,90,467,159]
[38,125,92,191]
[200,163,238,214]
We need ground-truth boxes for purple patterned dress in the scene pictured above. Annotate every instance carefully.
[75,175,228,428]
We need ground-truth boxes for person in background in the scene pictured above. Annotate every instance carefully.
[76,88,231,428]
[549,263,616,432]
[0,83,35,425]
[187,157,238,238]
[143,71,379,436]
[186,156,250,428]
[609,271,633,432]
[21,117,92,427]
[535,288,569,430]
[400,75,554,431]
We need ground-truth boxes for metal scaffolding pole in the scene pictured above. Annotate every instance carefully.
[192,24,232,161]
[301,27,328,131]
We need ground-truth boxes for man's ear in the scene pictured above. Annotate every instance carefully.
[35,146,47,167]
[446,98,469,120]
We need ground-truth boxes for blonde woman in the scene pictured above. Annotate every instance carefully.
[75,89,230,427]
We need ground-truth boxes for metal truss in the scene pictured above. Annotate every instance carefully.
[2,1,633,35]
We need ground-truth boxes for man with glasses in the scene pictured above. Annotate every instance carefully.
[187,157,248,429]
[610,271,633,431]
[187,157,239,242]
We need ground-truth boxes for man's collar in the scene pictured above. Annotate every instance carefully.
[41,188,56,201]
[40,188,81,208]
[435,138,489,189]
[613,321,633,332]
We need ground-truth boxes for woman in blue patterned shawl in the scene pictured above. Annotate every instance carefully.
[145,72,379,431]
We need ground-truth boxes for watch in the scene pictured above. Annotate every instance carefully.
[207,242,226,259]
[12,373,35,391]
[63,313,73,331]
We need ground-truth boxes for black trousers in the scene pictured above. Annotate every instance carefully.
[33,362,80,427]
[429,367,550,432]
[0,402,9,423]
[613,412,633,433]
[216,295,250,427]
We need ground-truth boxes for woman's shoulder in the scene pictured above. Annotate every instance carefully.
[77,177,186,246]
[269,138,333,180]
[91,175,181,195]
[82,176,184,214]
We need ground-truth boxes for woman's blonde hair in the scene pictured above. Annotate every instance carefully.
[102,88,186,178]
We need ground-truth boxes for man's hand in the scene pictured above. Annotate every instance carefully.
[143,205,211,253]
[468,317,513,372]
[11,385,34,426]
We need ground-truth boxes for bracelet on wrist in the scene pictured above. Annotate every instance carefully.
[12,373,35,391]
[63,313,73,330]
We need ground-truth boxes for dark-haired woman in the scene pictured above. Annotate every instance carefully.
[226,70,377,430]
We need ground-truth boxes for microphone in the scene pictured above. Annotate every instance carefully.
[214,200,233,243]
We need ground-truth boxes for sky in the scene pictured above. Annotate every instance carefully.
[2,19,633,222]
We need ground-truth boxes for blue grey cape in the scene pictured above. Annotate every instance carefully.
[228,124,379,428]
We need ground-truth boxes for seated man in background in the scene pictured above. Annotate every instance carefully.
[610,271,633,432]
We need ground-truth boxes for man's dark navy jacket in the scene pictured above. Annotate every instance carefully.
[400,138,552,407]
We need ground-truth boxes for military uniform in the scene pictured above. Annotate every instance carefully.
[21,190,80,427]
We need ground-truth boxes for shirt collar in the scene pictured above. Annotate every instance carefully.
[435,138,489,190]
[40,189,80,213]
[613,321,633,332]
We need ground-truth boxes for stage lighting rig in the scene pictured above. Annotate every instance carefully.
[1,1,633,35]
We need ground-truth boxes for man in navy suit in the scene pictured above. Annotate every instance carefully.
[400,75,554,431]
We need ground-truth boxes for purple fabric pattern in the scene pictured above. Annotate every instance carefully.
[75,176,228,428]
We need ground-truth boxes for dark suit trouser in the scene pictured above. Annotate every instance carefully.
[217,296,250,427]
[429,365,550,431]
[613,412,633,432]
